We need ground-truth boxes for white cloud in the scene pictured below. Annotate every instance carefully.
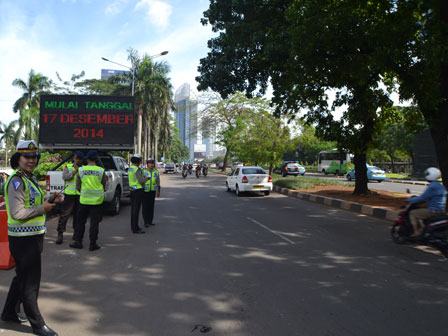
[135,0,172,30]
[105,0,129,15]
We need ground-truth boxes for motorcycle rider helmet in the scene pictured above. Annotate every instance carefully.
[424,167,441,181]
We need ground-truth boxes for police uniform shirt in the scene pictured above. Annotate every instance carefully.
[135,167,148,186]
[7,175,45,221]
[62,165,77,181]
[75,164,107,192]
[146,169,161,190]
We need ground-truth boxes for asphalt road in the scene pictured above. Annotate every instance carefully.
[1,172,447,336]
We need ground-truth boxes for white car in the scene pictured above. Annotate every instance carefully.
[226,166,273,196]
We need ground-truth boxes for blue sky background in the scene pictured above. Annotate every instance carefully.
[0,0,216,125]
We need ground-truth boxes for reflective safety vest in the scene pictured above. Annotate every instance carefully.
[79,165,104,205]
[128,166,143,190]
[64,163,80,196]
[5,170,46,237]
[143,169,158,192]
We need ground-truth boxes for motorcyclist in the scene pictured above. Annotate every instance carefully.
[408,167,447,237]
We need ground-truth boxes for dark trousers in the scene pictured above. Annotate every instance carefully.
[143,191,156,225]
[130,189,144,232]
[56,194,80,234]
[73,204,102,243]
[2,235,45,329]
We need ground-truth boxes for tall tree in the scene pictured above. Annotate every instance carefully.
[391,1,448,191]
[200,92,255,170]
[12,69,51,140]
[0,120,19,166]
[197,0,401,194]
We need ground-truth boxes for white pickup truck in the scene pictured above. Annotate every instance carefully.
[46,154,130,215]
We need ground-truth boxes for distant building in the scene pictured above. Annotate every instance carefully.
[413,129,439,178]
[174,83,198,161]
[101,69,130,80]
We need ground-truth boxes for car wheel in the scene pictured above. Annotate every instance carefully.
[335,170,340,176]
[301,173,305,176]
[282,171,287,177]
[264,190,270,196]
[377,180,382,183]
[236,185,242,196]
[110,190,121,216]
[323,169,328,175]
[226,182,231,192]
[346,174,352,181]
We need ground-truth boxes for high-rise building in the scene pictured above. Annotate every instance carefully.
[174,83,198,161]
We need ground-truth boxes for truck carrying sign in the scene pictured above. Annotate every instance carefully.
[39,95,135,150]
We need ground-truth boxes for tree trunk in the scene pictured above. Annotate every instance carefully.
[222,148,230,171]
[5,140,8,167]
[390,155,395,174]
[353,153,369,195]
[137,106,143,154]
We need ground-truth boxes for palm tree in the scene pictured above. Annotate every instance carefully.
[12,69,51,140]
[141,60,174,161]
[0,120,19,166]
[110,49,175,156]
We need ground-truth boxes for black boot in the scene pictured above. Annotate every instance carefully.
[69,241,83,249]
[32,324,58,336]
[55,233,63,245]
[89,242,101,251]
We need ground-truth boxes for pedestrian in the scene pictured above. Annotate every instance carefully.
[55,151,84,244]
[1,140,61,336]
[69,150,105,251]
[142,159,161,227]
[128,154,148,234]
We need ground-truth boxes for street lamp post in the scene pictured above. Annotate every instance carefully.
[101,51,169,96]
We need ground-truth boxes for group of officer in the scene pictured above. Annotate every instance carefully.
[1,140,160,336]
[128,154,161,234]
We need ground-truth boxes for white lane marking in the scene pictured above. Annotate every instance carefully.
[247,217,295,245]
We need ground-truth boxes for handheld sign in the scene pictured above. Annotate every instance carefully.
[39,95,135,150]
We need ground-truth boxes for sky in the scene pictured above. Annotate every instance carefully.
[0,0,216,125]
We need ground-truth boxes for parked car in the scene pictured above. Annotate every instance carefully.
[46,154,131,215]
[226,166,273,196]
[274,161,306,177]
[346,165,386,182]
[164,162,176,174]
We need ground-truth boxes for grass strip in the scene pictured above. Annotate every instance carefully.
[272,175,354,190]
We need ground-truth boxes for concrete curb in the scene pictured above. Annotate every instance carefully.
[386,179,428,186]
[273,185,397,222]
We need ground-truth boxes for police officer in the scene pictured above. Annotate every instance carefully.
[55,151,84,244]
[69,150,105,251]
[143,159,161,227]
[1,140,60,336]
[128,154,148,233]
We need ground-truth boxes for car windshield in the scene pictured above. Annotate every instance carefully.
[242,168,266,175]
[287,164,298,168]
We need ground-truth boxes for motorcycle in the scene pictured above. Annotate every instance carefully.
[182,165,188,179]
[391,201,448,258]
[202,165,208,177]
[196,165,201,178]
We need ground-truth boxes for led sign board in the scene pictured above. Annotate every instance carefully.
[39,95,135,150]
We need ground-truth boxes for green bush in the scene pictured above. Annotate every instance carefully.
[34,152,64,181]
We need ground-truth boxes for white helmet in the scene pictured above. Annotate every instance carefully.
[424,167,441,181]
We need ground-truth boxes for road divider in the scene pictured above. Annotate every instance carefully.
[273,186,398,222]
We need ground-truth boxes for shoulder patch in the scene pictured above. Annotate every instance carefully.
[12,180,21,190]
